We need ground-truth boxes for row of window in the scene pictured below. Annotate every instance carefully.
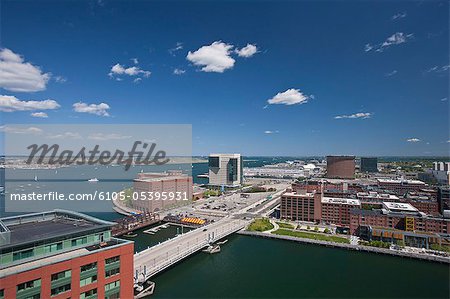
[3,232,111,265]
[11,256,120,298]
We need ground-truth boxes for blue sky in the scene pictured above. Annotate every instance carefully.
[0,0,448,156]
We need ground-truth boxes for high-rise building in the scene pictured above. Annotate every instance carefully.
[0,210,134,299]
[133,171,193,213]
[208,154,243,187]
[326,156,355,179]
[430,162,450,185]
[360,157,378,173]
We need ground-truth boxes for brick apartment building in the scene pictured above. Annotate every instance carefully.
[350,202,450,248]
[280,191,321,222]
[133,171,193,213]
[321,197,361,228]
[0,210,134,299]
[376,178,427,195]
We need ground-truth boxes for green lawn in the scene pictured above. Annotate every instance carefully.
[247,218,274,232]
[272,229,350,244]
[276,222,295,229]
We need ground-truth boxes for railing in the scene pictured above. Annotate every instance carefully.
[134,219,247,283]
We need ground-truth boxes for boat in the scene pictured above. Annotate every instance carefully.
[202,244,221,254]
[124,233,138,238]
[34,175,38,182]
[88,178,99,182]
[216,239,228,245]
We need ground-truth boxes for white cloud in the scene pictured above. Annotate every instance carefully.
[131,58,139,64]
[47,132,82,139]
[385,70,398,77]
[187,41,235,73]
[382,32,411,47]
[264,130,279,134]
[54,76,67,83]
[31,112,48,118]
[392,12,407,20]
[169,42,183,56]
[73,102,110,116]
[440,97,448,102]
[364,44,373,52]
[88,133,131,141]
[267,89,310,106]
[108,63,151,80]
[426,65,450,73]
[334,112,372,119]
[173,68,186,75]
[0,95,60,112]
[407,138,421,142]
[0,125,43,134]
[133,78,142,83]
[0,48,50,92]
[365,32,413,53]
[235,44,258,57]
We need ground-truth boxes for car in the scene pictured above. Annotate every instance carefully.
[203,228,208,232]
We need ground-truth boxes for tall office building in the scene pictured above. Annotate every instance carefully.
[326,156,355,179]
[360,157,378,173]
[208,154,243,187]
[0,210,134,299]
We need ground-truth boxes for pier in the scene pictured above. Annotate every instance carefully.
[112,212,160,237]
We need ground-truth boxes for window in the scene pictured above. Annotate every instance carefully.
[51,270,71,281]
[105,267,120,278]
[80,262,97,272]
[227,158,238,181]
[13,249,34,261]
[208,156,219,168]
[0,289,4,299]
[51,283,70,296]
[17,279,41,293]
[105,292,120,299]
[80,288,97,299]
[45,242,63,253]
[80,275,97,287]
[105,256,120,264]
[104,280,120,292]
[71,237,88,247]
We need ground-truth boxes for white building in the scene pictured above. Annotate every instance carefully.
[431,162,450,185]
[208,154,242,187]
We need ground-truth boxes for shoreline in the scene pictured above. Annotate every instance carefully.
[238,230,450,264]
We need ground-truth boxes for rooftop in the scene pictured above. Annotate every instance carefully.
[282,192,314,198]
[321,197,361,206]
[382,201,418,213]
[0,210,115,250]
[209,153,241,158]
[377,178,426,185]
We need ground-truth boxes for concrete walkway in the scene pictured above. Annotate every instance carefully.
[265,219,279,234]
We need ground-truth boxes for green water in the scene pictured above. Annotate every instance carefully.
[122,223,193,253]
[149,235,449,298]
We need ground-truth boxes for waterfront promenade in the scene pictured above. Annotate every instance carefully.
[238,231,450,264]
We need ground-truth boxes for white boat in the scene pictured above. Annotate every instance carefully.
[88,178,99,182]
[34,175,38,181]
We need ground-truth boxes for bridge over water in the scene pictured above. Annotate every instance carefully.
[133,216,250,284]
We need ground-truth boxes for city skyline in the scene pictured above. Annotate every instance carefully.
[0,0,449,156]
